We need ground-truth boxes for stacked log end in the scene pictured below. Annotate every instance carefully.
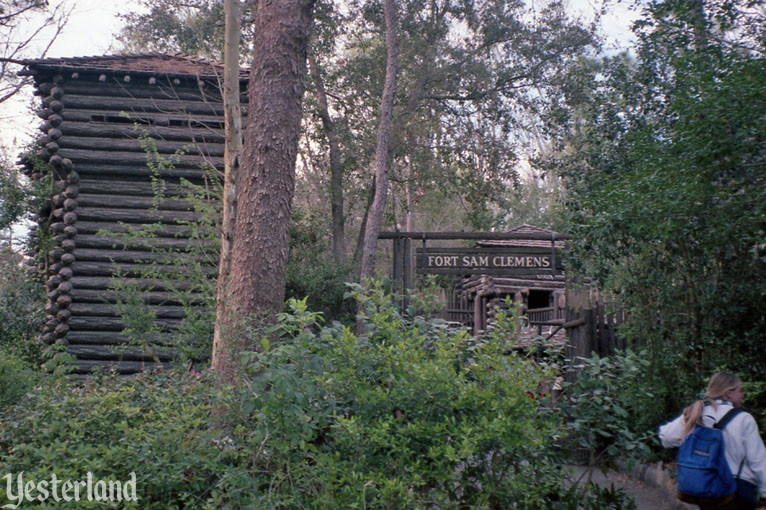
[20,74,76,352]
[20,55,248,374]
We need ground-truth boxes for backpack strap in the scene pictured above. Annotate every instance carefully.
[714,408,743,430]
[714,408,746,478]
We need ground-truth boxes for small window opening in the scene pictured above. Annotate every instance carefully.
[527,290,552,310]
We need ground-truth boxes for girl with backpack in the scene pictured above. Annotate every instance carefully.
[659,372,766,509]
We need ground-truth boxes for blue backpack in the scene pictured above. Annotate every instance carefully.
[677,408,742,499]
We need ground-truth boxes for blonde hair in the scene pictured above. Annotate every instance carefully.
[682,372,742,438]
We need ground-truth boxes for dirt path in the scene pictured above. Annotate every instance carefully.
[567,465,688,510]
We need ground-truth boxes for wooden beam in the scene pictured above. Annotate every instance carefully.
[59,80,226,102]
[71,288,206,305]
[76,234,208,252]
[76,207,203,223]
[62,94,224,116]
[379,231,569,241]
[67,330,176,346]
[76,193,198,211]
[75,221,194,237]
[60,121,226,143]
[62,108,230,127]
[58,147,224,168]
[73,163,215,180]
[58,136,225,157]
[69,276,197,292]
[69,302,190,319]
[78,179,188,196]
[69,359,168,375]
[68,315,183,331]
[71,261,216,278]
[67,344,177,362]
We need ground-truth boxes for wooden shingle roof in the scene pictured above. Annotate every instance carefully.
[20,53,249,80]
[476,224,566,249]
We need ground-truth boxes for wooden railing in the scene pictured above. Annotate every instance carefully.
[526,306,565,325]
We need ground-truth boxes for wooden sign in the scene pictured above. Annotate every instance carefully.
[415,247,563,275]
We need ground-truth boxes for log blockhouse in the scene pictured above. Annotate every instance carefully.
[19,54,247,374]
[451,225,567,344]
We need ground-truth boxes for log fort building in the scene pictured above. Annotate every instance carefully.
[19,54,247,374]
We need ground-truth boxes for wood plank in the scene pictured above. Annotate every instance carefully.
[61,108,230,127]
[60,121,226,143]
[474,278,565,288]
[69,302,189,319]
[58,136,225,157]
[67,344,177,362]
[76,193,198,211]
[60,80,229,102]
[78,179,188,196]
[67,330,177,346]
[75,234,206,252]
[68,315,183,331]
[380,231,569,241]
[75,221,194,237]
[62,94,224,116]
[420,268,563,276]
[71,288,206,305]
[70,276,199,292]
[76,206,203,223]
[73,162,218,180]
[69,359,168,375]
[71,261,217,278]
[72,247,178,263]
[417,246,560,254]
[58,147,224,168]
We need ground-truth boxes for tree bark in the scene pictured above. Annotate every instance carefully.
[222,0,314,365]
[212,0,244,378]
[308,54,346,264]
[358,0,399,285]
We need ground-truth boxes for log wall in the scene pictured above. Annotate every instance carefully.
[20,58,244,374]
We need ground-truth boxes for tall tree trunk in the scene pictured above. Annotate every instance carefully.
[212,0,244,378]
[358,0,399,284]
[406,155,415,232]
[308,54,345,264]
[353,179,376,265]
[220,0,314,375]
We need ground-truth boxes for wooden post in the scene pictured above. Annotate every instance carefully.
[403,236,413,310]
[392,235,402,293]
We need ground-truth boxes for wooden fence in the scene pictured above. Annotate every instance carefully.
[564,281,628,359]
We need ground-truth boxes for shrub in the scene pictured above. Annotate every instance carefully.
[0,256,45,366]
[0,353,37,413]
[0,369,229,509]
[558,349,656,469]
[1,289,637,509]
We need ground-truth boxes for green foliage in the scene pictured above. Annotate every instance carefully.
[0,158,25,232]
[539,0,766,428]
[0,353,37,413]
[1,289,637,509]
[0,255,44,366]
[0,369,226,509]
[286,206,355,323]
[117,0,236,61]
[558,350,656,468]
[99,132,219,364]
[405,274,446,319]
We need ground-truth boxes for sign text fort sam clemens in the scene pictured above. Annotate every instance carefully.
[415,247,563,275]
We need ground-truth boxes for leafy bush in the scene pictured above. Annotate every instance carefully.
[1,290,637,509]
[285,206,355,323]
[0,369,228,509]
[0,353,37,413]
[0,257,45,366]
[558,350,656,469]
